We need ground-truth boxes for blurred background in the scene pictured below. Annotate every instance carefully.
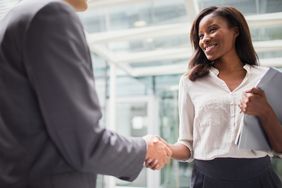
[1,0,282,187]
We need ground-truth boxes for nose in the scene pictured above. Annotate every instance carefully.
[202,34,211,43]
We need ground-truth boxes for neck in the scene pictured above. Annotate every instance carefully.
[213,52,244,73]
[214,60,244,73]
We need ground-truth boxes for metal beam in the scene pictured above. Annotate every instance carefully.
[88,0,147,8]
[86,23,190,44]
[90,40,282,64]
[129,57,282,77]
[87,12,282,44]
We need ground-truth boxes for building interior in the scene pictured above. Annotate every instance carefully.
[1,0,282,187]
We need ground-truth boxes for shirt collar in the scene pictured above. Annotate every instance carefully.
[210,64,252,76]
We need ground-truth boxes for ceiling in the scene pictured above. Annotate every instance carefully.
[82,0,282,77]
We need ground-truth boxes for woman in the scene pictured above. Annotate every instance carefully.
[147,6,282,188]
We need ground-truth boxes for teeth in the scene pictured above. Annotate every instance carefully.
[205,44,216,51]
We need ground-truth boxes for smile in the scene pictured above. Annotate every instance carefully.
[204,43,217,53]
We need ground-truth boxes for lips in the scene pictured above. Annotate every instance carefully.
[204,43,217,54]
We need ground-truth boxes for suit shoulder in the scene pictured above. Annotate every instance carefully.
[11,0,75,25]
[21,0,82,39]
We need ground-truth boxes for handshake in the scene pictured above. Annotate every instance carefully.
[143,135,172,170]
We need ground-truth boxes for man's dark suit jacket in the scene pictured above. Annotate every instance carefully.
[0,0,146,187]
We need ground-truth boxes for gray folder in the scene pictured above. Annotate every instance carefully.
[236,67,282,151]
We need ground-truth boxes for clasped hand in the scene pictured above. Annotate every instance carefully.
[239,87,272,117]
[143,135,172,170]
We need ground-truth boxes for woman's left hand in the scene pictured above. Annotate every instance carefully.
[239,87,272,117]
[240,87,282,153]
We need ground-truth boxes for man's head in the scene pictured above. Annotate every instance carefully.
[64,0,88,11]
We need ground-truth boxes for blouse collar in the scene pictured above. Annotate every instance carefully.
[210,64,252,76]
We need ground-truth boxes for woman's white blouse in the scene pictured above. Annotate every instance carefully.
[177,65,281,161]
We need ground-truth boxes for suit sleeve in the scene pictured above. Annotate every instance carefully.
[22,2,146,181]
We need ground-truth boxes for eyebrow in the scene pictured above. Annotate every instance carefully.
[199,23,219,33]
[207,23,219,28]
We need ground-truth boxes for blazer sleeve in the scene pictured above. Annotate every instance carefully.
[22,2,146,181]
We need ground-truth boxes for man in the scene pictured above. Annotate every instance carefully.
[0,0,171,187]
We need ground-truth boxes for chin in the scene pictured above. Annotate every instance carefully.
[77,4,88,11]
[206,56,216,61]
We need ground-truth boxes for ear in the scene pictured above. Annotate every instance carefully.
[233,26,239,38]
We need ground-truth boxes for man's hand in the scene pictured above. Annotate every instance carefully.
[143,135,172,170]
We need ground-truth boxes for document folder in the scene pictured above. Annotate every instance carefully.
[236,67,282,151]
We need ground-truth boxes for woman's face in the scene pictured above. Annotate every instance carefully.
[198,14,238,61]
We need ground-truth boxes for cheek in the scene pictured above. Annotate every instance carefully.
[223,39,235,51]
[198,41,204,50]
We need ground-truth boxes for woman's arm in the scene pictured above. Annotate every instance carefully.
[240,87,282,153]
[169,143,191,161]
[258,106,282,153]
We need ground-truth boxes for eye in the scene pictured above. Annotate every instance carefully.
[209,27,217,33]
[198,33,204,40]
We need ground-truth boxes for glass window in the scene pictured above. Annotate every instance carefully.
[197,0,282,15]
